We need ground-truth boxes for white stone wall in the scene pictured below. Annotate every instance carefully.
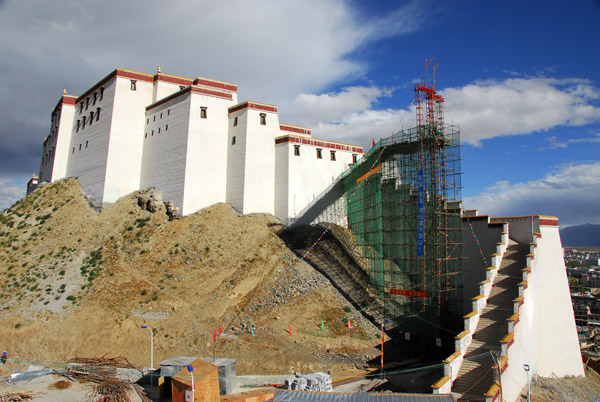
[289,142,354,221]
[140,95,190,211]
[182,92,235,215]
[153,79,186,103]
[536,221,584,377]
[241,108,279,215]
[226,107,280,216]
[51,101,76,181]
[274,143,290,223]
[226,110,248,213]
[103,76,154,203]
[275,139,359,225]
[66,79,117,205]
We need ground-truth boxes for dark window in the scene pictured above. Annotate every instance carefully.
[260,113,266,125]
[93,92,97,105]
[330,151,336,161]
[316,149,322,159]
[99,87,104,101]
[160,112,163,119]
[79,102,84,114]
[152,130,154,136]
[294,145,300,156]
[179,85,185,90]
[85,140,89,148]
[82,116,86,129]
[352,154,357,164]
[130,80,137,90]
[85,98,89,110]
[72,147,75,154]
[96,107,101,121]
[147,118,149,124]
[201,107,207,119]
[165,124,168,131]
[233,117,238,126]
[231,136,236,145]
[158,127,161,133]
[153,116,156,122]
[89,111,94,125]
[168,109,170,115]
[76,120,80,132]
[79,144,82,151]
[145,133,148,138]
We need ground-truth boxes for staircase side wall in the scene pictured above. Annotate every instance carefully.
[536,220,584,377]
[491,216,535,244]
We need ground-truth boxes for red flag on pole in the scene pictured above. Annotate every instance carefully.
[372,138,376,147]
[347,319,353,329]
[288,325,293,336]
[213,329,217,343]
[218,325,222,335]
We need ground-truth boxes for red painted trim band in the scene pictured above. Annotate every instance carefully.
[540,218,558,226]
[155,74,193,86]
[116,69,154,83]
[147,85,232,111]
[275,136,363,153]
[229,102,278,114]
[280,124,311,136]
[194,78,237,92]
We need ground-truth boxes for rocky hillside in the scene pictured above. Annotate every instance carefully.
[0,179,381,375]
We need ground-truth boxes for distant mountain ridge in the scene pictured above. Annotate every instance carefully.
[560,223,600,247]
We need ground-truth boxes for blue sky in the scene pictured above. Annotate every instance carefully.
[0,0,599,227]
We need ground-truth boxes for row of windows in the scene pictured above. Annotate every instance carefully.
[293,146,358,163]
[76,108,101,132]
[52,108,61,125]
[145,125,169,138]
[72,141,90,153]
[42,147,55,166]
[79,88,104,114]
[232,114,266,126]
[147,109,171,124]
[145,108,267,126]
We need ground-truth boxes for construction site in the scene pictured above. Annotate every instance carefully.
[0,63,589,402]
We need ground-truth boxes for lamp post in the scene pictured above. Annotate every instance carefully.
[187,364,195,402]
[141,326,154,386]
[523,363,531,402]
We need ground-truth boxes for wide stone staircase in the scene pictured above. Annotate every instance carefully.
[451,240,528,400]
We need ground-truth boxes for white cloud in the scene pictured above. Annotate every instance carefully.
[464,161,600,227]
[286,86,414,148]
[0,177,26,211]
[542,131,600,150]
[442,78,600,145]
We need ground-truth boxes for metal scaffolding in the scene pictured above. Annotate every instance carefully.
[339,78,462,337]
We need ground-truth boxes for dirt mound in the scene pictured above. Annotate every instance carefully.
[0,179,381,375]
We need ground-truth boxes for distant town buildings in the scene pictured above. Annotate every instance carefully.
[31,68,363,225]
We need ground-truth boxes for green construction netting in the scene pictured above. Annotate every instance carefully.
[341,125,463,336]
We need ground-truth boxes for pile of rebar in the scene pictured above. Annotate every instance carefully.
[89,378,132,402]
[68,355,137,369]
[0,392,34,402]
[53,355,151,402]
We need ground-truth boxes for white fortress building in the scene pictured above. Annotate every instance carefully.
[33,67,363,224]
